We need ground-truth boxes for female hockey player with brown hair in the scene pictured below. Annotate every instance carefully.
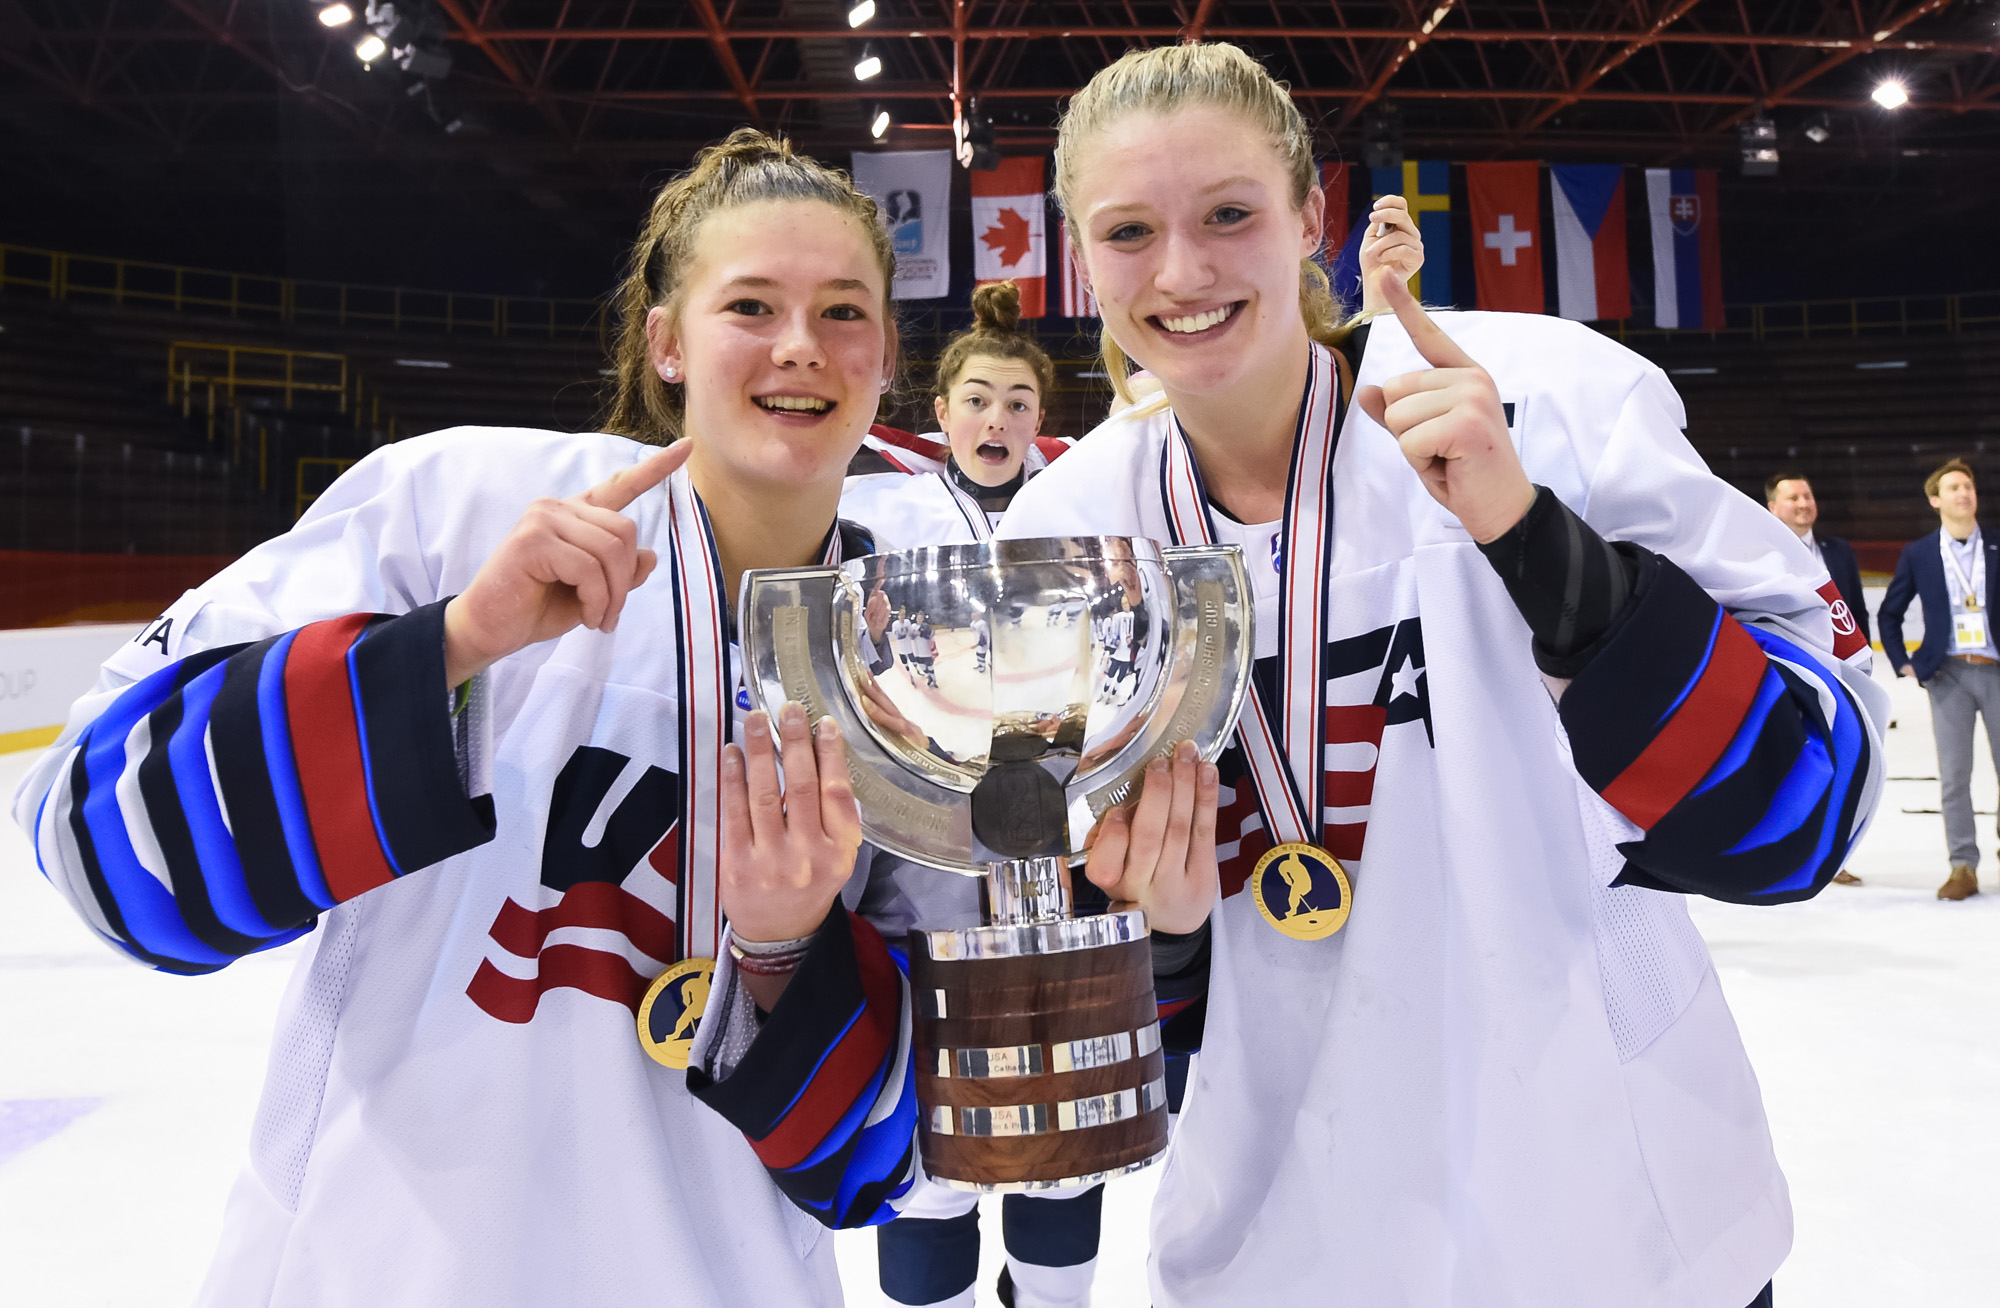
[842,279,1064,549]
[994,41,1887,1308]
[12,129,933,1305]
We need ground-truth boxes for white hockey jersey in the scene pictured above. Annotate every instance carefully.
[997,317,1888,1308]
[10,427,917,1308]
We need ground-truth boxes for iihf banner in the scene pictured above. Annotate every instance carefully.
[1467,161,1543,313]
[851,148,952,300]
[1645,168,1724,330]
[1550,165,1631,322]
[1057,220,1097,319]
[1372,160,1452,305]
[971,156,1047,317]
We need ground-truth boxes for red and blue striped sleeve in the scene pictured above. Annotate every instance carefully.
[687,907,919,1228]
[1560,558,1872,904]
[29,600,496,972]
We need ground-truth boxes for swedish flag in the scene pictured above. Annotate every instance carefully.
[1371,161,1453,306]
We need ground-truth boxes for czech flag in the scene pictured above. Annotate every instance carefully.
[1550,165,1631,322]
[1645,168,1724,331]
[1372,160,1453,306]
[970,157,1047,318]
[1467,161,1543,314]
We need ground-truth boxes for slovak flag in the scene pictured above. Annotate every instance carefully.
[1057,219,1097,319]
[1467,161,1543,313]
[1645,168,1724,330]
[1550,165,1631,322]
[971,156,1047,318]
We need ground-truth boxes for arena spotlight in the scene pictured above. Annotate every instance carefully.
[317,3,354,27]
[1803,112,1832,144]
[354,31,387,62]
[871,107,892,139]
[1872,79,1910,109]
[847,0,876,26]
[854,46,882,81]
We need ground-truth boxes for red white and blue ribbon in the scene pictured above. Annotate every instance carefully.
[1157,342,1344,850]
[664,466,846,960]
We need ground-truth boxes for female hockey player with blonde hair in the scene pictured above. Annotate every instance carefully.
[13,129,936,1306]
[995,41,1887,1308]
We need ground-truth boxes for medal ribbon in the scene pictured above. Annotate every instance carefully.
[665,467,845,960]
[1941,529,1984,613]
[1158,343,1343,849]
[939,473,995,541]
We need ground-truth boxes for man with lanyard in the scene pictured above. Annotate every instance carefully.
[1766,470,1870,885]
[1881,458,2000,900]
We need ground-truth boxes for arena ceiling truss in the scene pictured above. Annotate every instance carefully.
[5,1,1999,169]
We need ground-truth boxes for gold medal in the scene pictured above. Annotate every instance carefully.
[637,958,715,1070]
[1250,842,1352,940]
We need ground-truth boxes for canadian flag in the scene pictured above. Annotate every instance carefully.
[970,156,1046,317]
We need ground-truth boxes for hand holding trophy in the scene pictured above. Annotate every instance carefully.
[740,537,1251,1191]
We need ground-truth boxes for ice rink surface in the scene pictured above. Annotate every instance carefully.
[3,666,1996,1307]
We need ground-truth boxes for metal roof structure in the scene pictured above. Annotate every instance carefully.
[4,2,1998,296]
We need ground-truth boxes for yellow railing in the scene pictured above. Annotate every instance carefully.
[1,242,605,341]
[167,341,349,411]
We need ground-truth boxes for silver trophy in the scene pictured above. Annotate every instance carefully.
[740,537,1251,1190]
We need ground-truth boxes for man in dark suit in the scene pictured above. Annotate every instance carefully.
[1767,471,1871,884]
[1879,458,1999,901]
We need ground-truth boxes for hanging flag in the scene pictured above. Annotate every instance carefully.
[1467,161,1543,314]
[971,157,1047,318]
[1645,168,1724,330]
[1372,161,1452,305]
[1319,160,1351,243]
[1057,219,1097,319]
[851,149,953,300]
[1329,213,1369,310]
[1550,165,1631,322]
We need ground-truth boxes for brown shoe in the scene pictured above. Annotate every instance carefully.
[1831,870,1863,886]
[1938,865,1980,900]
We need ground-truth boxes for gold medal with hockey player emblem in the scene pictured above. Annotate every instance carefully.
[1251,842,1352,941]
[637,958,715,1070]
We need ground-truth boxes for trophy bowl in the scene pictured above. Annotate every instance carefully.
[740,537,1251,1190]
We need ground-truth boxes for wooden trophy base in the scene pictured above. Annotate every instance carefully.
[908,908,1168,1192]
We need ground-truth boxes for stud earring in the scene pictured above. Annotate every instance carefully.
[662,365,679,381]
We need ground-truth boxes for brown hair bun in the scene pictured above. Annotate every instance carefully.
[970,281,1024,335]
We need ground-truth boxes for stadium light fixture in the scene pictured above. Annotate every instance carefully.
[847,1,876,26]
[318,3,354,27]
[854,47,882,81]
[1803,113,1832,144]
[871,107,891,139]
[1739,115,1778,176]
[1872,79,1909,109]
[355,32,387,62]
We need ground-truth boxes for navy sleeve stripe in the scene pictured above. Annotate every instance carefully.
[210,637,321,929]
[688,906,919,1229]
[41,607,495,972]
[352,603,498,875]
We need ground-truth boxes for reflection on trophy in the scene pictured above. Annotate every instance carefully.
[740,537,1251,1191]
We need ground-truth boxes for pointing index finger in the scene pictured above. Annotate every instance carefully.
[1379,268,1478,372]
[578,440,690,512]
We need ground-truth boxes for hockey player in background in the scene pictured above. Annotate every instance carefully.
[841,279,1068,548]
[989,42,1887,1308]
[11,130,940,1306]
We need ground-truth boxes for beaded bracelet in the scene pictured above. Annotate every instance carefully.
[728,933,815,977]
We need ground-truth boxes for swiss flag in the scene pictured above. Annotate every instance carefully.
[1468,161,1545,314]
[970,156,1046,317]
